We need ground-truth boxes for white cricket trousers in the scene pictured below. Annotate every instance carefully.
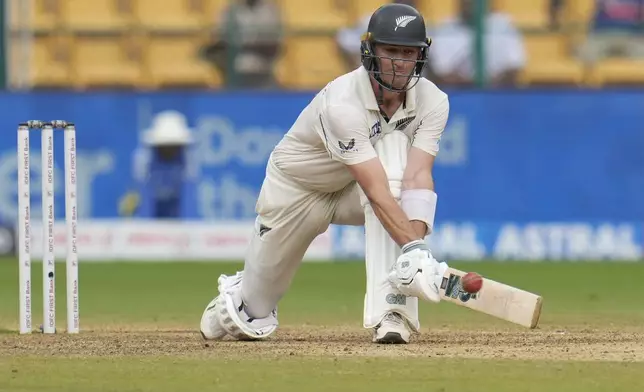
[241,158,364,319]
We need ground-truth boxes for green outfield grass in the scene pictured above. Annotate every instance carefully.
[1,259,643,392]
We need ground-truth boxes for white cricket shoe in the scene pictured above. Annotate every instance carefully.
[200,272,278,341]
[200,295,228,340]
[372,312,411,344]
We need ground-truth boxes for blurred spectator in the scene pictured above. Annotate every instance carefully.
[427,0,526,87]
[119,111,198,219]
[575,0,644,65]
[550,0,565,30]
[201,0,284,89]
[336,0,423,70]
[548,0,578,30]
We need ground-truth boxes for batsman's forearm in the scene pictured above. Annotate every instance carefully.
[370,196,421,247]
[410,220,428,238]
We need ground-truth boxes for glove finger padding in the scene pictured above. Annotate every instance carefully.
[388,248,443,303]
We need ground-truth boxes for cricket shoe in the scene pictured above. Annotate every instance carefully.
[200,272,278,341]
[200,294,228,340]
[372,312,411,344]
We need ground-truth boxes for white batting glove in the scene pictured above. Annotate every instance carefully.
[388,240,445,303]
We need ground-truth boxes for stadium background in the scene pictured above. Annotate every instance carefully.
[0,0,641,263]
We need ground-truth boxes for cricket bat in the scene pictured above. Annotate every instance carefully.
[438,268,543,329]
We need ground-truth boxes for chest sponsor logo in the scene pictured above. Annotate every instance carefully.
[369,121,382,139]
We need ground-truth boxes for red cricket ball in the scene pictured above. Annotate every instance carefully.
[462,272,483,293]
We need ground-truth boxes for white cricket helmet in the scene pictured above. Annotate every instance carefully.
[142,110,194,146]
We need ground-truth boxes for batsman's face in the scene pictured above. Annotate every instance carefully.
[375,44,420,89]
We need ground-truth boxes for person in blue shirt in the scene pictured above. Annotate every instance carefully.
[575,0,644,64]
[119,111,198,219]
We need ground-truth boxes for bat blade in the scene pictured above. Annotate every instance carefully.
[438,268,543,329]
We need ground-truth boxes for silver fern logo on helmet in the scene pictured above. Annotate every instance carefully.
[394,15,417,31]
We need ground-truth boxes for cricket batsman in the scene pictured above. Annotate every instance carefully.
[200,3,454,344]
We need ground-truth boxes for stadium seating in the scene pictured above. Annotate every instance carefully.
[418,0,459,26]
[7,0,644,89]
[557,0,597,53]
[492,0,550,30]
[205,0,229,29]
[142,33,222,88]
[133,0,210,31]
[351,0,384,21]
[61,0,133,31]
[586,59,644,87]
[560,0,597,29]
[276,36,346,89]
[349,0,459,27]
[8,0,60,32]
[554,0,644,86]
[70,33,144,88]
[30,34,72,87]
[518,33,584,86]
[277,0,351,31]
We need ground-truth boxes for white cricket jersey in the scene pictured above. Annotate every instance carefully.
[271,66,449,193]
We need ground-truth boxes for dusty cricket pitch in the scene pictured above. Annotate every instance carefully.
[2,261,644,391]
[2,325,644,362]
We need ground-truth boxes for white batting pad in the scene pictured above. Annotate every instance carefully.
[362,131,419,331]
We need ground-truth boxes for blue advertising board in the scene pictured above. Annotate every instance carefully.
[0,89,642,259]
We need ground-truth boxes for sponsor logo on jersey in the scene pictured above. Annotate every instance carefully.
[338,138,356,152]
[369,121,382,138]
